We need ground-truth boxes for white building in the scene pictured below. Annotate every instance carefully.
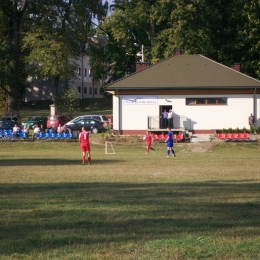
[106,51,260,135]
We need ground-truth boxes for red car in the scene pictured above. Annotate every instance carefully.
[47,115,69,129]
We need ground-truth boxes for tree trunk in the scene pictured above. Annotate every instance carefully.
[1,0,27,116]
[7,17,20,116]
[52,76,60,105]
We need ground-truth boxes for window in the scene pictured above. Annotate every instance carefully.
[89,69,92,77]
[84,87,87,94]
[84,68,87,77]
[77,68,81,76]
[94,88,97,95]
[78,119,85,125]
[186,97,227,105]
[89,87,92,94]
[78,87,81,93]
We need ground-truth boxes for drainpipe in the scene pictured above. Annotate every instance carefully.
[253,88,256,122]
[81,53,84,99]
[117,89,120,134]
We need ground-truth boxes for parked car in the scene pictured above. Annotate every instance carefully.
[66,115,110,128]
[47,115,69,129]
[0,116,22,124]
[22,116,48,129]
[0,120,19,130]
[65,118,108,134]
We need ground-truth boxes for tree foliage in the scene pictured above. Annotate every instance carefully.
[0,0,107,115]
[97,0,260,83]
[56,87,80,118]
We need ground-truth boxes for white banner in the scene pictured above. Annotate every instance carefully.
[122,96,157,105]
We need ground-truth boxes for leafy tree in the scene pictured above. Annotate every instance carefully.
[0,0,28,116]
[101,0,260,80]
[236,1,260,78]
[94,0,155,86]
[23,0,107,104]
[0,28,9,115]
[23,27,79,103]
[0,0,107,115]
[56,88,80,118]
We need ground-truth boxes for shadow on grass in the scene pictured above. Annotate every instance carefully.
[0,181,260,255]
[0,158,125,166]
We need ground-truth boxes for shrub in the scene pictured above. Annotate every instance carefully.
[249,125,255,134]
[242,127,247,133]
[228,128,233,133]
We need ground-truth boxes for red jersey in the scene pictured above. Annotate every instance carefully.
[79,131,90,144]
[145,133,152,144]
[79,130,90,152]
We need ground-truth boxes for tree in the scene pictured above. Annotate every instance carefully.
[235,1,260,78]
[100,0,260,80]
[0,0,28,116]
[0,0,107,115]
[56,88,80,118]
[23,0,107,103]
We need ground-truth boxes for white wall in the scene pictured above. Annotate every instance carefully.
[112,95,119,130]
[113,94,258,131]
[256,94,260,128]
[170,94,254,130]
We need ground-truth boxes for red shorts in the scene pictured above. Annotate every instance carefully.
[81,143,90,152]
[146,141,151,147]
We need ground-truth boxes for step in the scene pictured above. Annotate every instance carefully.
[191,134,211,143]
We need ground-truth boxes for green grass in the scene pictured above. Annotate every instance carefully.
[0,139,260,259]
[19,98,112,119]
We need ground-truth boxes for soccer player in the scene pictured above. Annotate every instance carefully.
[79,126,91,165]
[165,127,176,157]
[144,131,155,154]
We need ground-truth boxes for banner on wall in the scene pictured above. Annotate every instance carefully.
[122,96,158,105]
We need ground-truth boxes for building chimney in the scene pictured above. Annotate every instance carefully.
[234,63,240,72]
[175,48,181,55]
[136,62,150,72]
[231,63,240,72]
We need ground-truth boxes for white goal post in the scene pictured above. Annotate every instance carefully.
[105,141,116,154]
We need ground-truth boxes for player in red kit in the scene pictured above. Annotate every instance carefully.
[79,126,91,165]
[144,131,155,154]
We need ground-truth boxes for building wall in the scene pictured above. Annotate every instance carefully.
[256,94,260,127]
[69,55,104,99]
[113,94,259,133]
[112,95,119,130]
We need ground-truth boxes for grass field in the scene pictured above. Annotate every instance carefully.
[0,138,260,260]
[18,99,112,119]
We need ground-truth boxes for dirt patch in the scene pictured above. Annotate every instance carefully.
[91,134,216,153]
[91,134,259,153]
[179,142,215,153]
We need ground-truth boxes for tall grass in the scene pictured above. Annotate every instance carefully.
[0,139,260,259]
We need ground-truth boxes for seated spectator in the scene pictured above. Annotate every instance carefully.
[39,124,46,134]
[13,123,20,137]
[22,124,29,138]
[57,123,63,134]
[51,126,57,133]
[32,124,40,140]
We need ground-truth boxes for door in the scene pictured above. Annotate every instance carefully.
[159,105,172,129]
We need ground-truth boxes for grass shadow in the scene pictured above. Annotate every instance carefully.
[0,181,259,255]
